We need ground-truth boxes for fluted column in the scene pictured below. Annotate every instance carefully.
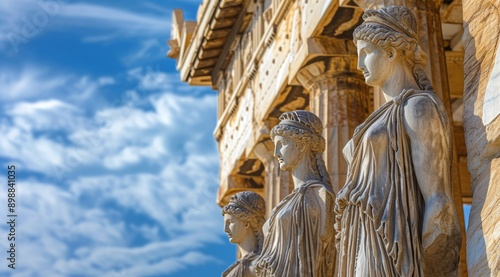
[253,123,293,218]
[296,56,371,193]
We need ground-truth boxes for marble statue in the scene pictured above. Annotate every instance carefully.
[334,6,462,277]
[222,191,266,277]
[255,110,336,276]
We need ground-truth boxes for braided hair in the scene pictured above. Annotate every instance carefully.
[353,6,433,91]
[221,191,266,254]
[270,110,332,188]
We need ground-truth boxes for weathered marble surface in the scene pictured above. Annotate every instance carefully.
[483,42,500,126]
[255,110,336,276]
[222,191,266,277]
[335,6,461,276]
[462,0,500,276]
[296,55,371,194]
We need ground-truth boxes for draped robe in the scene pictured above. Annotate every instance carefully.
[334,89,452,276]
[222,253,257,277]
[256,180,336,277]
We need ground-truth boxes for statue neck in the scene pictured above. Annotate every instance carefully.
[238,231,258,258]
[381,63,420,101]
[292,153,321,189]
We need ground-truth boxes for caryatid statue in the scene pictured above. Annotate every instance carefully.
[334,6,462,277]
[222,191,266,277]
[255,110,336,276]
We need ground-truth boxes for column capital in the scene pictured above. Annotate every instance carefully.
[288,37,358,86]
[352,0,418,10]
[295,56,361,92]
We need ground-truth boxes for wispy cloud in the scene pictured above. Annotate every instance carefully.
[0,0,232,274]
[0,64,226,276]
[0,67,115,104]
[7,99,82,131]
[0,67,69,101]
[0,0,172,54]
[123,39,163,65]
[60,3,169,35]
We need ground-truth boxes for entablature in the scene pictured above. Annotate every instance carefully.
[169,0,251,86]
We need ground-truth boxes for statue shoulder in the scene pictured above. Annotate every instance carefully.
[302,182,334,208]
[402,92,448,134]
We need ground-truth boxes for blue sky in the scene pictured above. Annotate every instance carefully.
[0,1,474,276]
[0,0,236,276]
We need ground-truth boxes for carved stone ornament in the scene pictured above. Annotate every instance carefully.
[167,39,180,59]
[222,191,266,277]
[255,110,336,276]
[334,6,462,277]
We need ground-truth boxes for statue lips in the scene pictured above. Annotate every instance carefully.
[225,228,234,241]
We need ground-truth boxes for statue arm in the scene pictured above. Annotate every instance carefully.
[403,95,461,273]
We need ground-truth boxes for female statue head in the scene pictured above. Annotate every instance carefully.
[221,191,266,254]
[270,110,331,187]
[353,6,433,91]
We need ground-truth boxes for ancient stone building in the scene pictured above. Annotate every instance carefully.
[168,0,500,276]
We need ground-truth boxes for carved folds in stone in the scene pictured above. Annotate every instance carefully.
[335,6,462,276]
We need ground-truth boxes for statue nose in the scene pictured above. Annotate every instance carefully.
[357,60,364,71]
[274,145,281,158]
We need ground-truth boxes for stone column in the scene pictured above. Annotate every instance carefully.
[296,56,371,193]
[462,0,500,276]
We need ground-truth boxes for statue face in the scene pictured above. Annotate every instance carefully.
[274,135,303,171]
[356,40,394,87]
[223,213,249,244]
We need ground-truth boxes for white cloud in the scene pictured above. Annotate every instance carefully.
[7,99,82,131]
[123,39,163,65]
[0,93,99,173]
[0,67,69,101]
[102,137,166,169]
[0,64,227,276]
[0,0,71,54]
[0,122,67,172]
[127,67,177,92]
[0,0,171,52]
[68,90,217,171]
[0,143,223,276]
[122,252,217,276]
[0,180,127,276]
[0,67,115,104]
[59,3,169,36]
[75,76,116,100]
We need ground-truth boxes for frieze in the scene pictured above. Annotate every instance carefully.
[219,88,254,180]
